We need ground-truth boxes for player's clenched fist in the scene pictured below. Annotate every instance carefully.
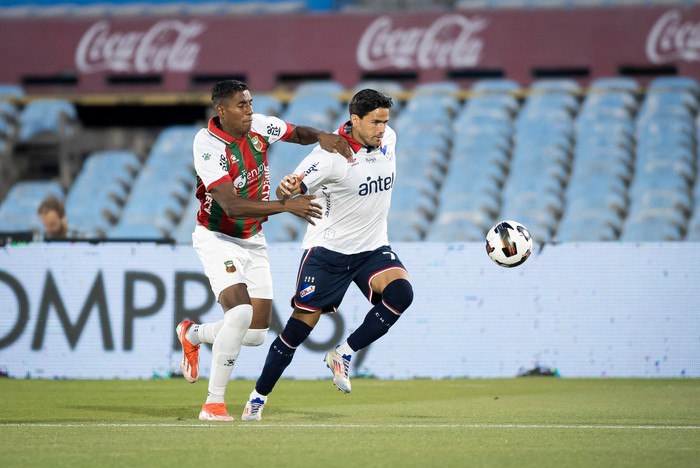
[277,172,306,198]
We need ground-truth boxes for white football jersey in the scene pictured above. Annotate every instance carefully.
[293,124,397,255]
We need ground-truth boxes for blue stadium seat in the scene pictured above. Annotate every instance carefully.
[252,94,283,116]
[171,196,200,245]
[620,211,685,242]
[405,93,461,116]
[387,211,429,242]
[589,77,640,94]
[648,76,700,95]
[283,94,343,131]
[0,180,64,232]
[0,100,19,123]
[17,99,77,142]
[0,84,24,100]
[640,91,697,115]
[530,78,581,95]
[353,80,404,101]
[103,125,201,240]
[64,150,142,237]
[521,93,579,115]
[471,78,521,95]
[556,211,620,242]
[464,94,519,115]
[424,213,488,242]
[294,80,345,97]
[413,81,461,96]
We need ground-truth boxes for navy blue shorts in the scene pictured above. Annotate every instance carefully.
[292,245,407,313]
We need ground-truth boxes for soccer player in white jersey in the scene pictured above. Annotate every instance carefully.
[241,89,414,421]
[176,79,352,422]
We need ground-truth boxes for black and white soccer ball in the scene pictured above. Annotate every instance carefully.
[485,220,533,268]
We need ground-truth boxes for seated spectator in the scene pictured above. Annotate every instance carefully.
[36,195,84,240]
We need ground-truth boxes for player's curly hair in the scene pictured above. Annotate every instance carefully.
[211,79,249,107]
[349,89,394,118]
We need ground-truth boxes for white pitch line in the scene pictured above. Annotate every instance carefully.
[0,423,698,430]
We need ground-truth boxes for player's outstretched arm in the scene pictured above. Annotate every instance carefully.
[287,125,353,159]
[210,183,321,222]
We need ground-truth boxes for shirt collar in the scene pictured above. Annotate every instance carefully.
[338,121,381,154]
[207,116,237,144]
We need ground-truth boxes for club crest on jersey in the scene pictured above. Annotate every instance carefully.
[251,136,263,152]
[299,283,316,299]
[224,260,237,273]
[381,145,394,160]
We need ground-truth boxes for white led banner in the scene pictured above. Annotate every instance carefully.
[1,242,698,379]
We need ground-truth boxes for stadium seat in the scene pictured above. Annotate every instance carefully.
[647,76,700,95]
[0,84,24,100]
[64,150,142,238]
[171,196,200,245]
[556,211,620,242]
[353,80,404,98]
[0,100,19,124]
[530,78,581,95]
[0,179,64,232]
[424,214,487,242]
[589,77,640,94]
[620,212,685,242]
[252,94,283,116]
[392,183,438,217]
[412,81,461,96]
[387,211,429,242]
[294,80,345,97]
[102,125,201,240]
[283,94,343,131]
[471,78,521,95]
[405,93,461,116]
[17,99,77,142]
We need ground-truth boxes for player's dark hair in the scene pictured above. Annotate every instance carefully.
[349,89,393,118]
[211,79,249,107]
[37,195,65,217]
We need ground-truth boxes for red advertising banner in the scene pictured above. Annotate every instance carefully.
[0,6,698,93]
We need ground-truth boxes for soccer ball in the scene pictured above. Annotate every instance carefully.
[485,220,533,268]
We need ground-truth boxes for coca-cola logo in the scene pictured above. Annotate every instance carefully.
[646,10,700,63]
[356,14,487,70]
[75,20,205,74]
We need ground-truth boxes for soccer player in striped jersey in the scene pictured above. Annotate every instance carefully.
[176,79,352,422]
[241,89,414,421]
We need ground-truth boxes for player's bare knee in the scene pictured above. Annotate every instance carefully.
[382,278,413,313]
[242,328,269,347]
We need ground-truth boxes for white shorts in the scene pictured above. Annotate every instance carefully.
[192,224,273,301]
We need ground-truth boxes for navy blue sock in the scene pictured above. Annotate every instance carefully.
[255,317,313,395]
[347,279,413,351]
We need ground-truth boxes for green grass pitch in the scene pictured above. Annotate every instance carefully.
[1,378,698,467]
